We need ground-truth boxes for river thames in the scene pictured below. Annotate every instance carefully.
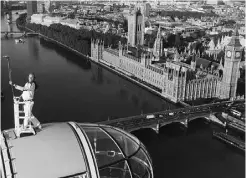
[1,13,245,178]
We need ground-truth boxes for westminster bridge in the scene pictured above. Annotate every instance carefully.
[99,99,245,133]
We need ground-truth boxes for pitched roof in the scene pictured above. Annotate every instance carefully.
[227,25,242,47]
[195,57,220,70]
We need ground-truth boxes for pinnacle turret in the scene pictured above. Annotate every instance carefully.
[227,25,241,47]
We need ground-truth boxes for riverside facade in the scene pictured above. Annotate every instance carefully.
[91,28,243,103]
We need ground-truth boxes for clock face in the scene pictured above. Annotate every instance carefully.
[226,51,231,57]
[236,52,241,58]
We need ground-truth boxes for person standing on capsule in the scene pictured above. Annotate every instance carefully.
[9,72,42,130]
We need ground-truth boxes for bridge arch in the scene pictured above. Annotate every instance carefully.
[159,120,185,129]
[131,128,159,136]
[187,116,210,123]
[158,122,186,134]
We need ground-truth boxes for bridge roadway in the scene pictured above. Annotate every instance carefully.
[99,100,245,133]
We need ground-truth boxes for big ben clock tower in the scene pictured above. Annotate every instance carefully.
[220,26,242,99]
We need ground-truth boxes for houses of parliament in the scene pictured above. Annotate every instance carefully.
[91,8,243,103]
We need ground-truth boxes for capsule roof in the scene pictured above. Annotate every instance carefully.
[1,122,153,178]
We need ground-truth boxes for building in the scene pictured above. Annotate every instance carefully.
[42,16,62,26]
[36,0,52,13]
[239,26,245,36]
[136,2,151,17]
[206,0,219,5]
[30,15,62,27]
[30,14,47,24]
[127,8,145,47]
[37,1,45,14]
[52,1,60,9]
[44,0,51,13]
[30,14,90,29]
[153,26,163,60]
[27,1,37,20]
[91,28,243,103]
[220,28,242,99]
[206,33,245,56]
[60,18,81,29]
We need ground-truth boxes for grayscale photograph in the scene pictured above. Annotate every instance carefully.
[0,0,245,178]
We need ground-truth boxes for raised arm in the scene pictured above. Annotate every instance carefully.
[14,84,24,91]
[9,81,24,91]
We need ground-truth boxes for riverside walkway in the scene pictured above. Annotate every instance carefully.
[1,31,23,34]
[100,99,245,133]
[1,31,39,37]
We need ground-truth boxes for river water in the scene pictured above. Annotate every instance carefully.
[1,13,245,178]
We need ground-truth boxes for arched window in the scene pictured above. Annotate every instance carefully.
[219,69,223,78]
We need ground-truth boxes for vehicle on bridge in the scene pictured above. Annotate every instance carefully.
[168,112,174,116]
[146,114,155,119]
[230,109,242,117]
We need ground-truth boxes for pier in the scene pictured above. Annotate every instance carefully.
[227,122,245,133]
[213,131,245,152]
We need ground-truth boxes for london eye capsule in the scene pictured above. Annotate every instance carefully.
[0,122,154,178]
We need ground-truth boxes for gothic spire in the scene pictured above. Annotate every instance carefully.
[227,24,241,47]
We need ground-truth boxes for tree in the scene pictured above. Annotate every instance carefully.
[167,34,175,47]
[68,13,75,19]
[159,10,218,19]
[217,0,225,5]
[17,14,134,56]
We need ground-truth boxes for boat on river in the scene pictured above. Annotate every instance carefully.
[213,131,245,151]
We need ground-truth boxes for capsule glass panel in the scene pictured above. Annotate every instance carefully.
[82,127,124,168]
[99,160,132,178]
[79,124,154,178]
[102,127,139,157]
[128,148,153,178]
